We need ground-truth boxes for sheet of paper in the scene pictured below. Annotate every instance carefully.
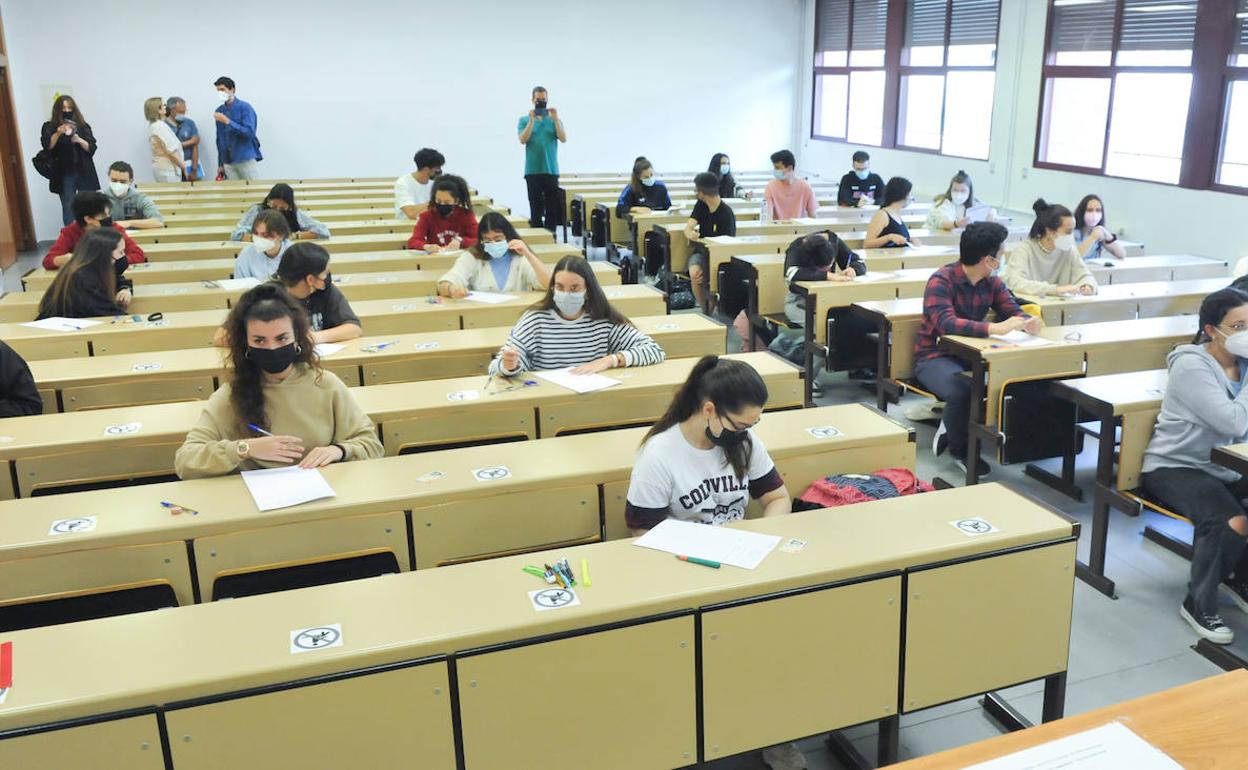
[534,367,621,395]
[703,235,741,244]
[463,291,515,305]
[314,343,345,358]
[633,518,781,570]
[992,330,1054,347]
[964,722,1181,770]
[966,204,995,224]
[850,272,896,283]
[241,466,337,512]
[21,317,102,332]
[214,277,261,291]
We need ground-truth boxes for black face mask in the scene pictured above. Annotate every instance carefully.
[705,413,750,448]
[535,99,547,110]
[315,273,331,294]
[248,342,300,374]
[62,111,74,119]
[434,203,454,217]
[98,217,113,228]
[280,209,299,230]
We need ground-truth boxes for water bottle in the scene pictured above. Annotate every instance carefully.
[760,198,771,225]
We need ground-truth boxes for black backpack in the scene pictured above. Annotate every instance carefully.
[31,149,53,180]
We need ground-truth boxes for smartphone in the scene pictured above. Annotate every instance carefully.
[534,99,548,117]
[62,119,76,134]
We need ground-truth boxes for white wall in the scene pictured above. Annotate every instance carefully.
[4,0,803,241]
[796,0,1248,261]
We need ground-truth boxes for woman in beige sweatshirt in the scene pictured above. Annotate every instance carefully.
[1004,198,1097,297]
[175,283,383,479]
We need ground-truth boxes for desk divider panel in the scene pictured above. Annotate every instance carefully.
[0,540,195,611]
[0,714,166,769]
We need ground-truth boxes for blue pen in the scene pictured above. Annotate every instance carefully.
[246,423,274,437]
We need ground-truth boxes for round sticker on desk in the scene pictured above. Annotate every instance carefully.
[806,426,842,439]
[447,390,480,402]
[49,516,96,536]
[950,517,999,537]
[104,422,142,436]
[473,465,512,482]
[655,323,679,331]
[530,588,580,612]
[413,342,442,351]
[392,303,418,311]
[131,362,162,373]
[290,624,343,654]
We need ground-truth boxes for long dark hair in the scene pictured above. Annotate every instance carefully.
[1073,194,1106,234]
[260,183,300,233]
[274,242,330,287]
[1193,288,1248,344]
[431,174,471,211]
[223,283,319,433]
[709,152,735,198]
[51,95,86,126]
[629,157,654,198]
[935,169,976,207]
[1029,198,1072,240]
[643,356,769,478]
[531,255,631,326]
[39,228,120,319]
[881,176,912,208]
[470,212,522,262]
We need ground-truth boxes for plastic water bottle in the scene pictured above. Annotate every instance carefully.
[760,198,771,225]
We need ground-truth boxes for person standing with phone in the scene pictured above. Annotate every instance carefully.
[517,85,566,231]
[40,96,99,225]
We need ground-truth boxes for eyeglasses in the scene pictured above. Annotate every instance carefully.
[719,412,761,431]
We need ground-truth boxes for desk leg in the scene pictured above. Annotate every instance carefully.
[877,714,899,766]
[873,317,891,412]
[802,294,817,408]
[1075,415,1119,599]
[964,362,988,487]
[1192,639,1248,671]
[629,221,639,257]
[1041,671,1067,723]
[825,730,872,770]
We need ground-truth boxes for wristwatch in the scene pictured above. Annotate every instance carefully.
[235,440,250,459]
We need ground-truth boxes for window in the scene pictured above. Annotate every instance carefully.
[1038,0,1248,192]
[812,0,1001,159]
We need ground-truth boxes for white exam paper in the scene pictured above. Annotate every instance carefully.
[850,272,896,283]
[314,343,346,358]
[21,317,101,332]
[992,330,1054,347]
[964,722,1181,770]
[534,367,621,395]
[215,277,261,291]
[241,466,337,512]
[633,518,781,570]
[464,291,514,305]
[966,204,995,224]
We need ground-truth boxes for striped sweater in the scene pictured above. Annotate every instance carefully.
[488,309,667,376]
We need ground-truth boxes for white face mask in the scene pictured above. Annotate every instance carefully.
[951,190,970,206]
[483,240,510,259]
[1053,233,1076,252]
[1218,327,1248,358]
[772,169,788,181]
[217,90,230,103]
[109,181,130,197]
[553,289,586,317]
[252,236,277,253]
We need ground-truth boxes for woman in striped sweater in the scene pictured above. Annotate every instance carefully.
[489,256,666,376]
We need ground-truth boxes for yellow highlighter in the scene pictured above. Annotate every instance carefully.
[582,558,591,587]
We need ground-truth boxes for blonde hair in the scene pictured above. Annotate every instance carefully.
[143,97,163,123]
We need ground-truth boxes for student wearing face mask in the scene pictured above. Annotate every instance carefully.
[145,97,184,183]
[407,174,478,253]
[40,95,99,226]
[914,223,1040,477]
[165,97,202,182]
[1004,198,1097,297]
[764,149,817,220]
[213,76,262,181]
[925,170,995,232]
[395,147,445,219]
[837,151,884,208]
[176,283,382,479]
[230,183,331,242]
[864,177,921,249]
[1141,289,1248,645]
[683,172,737,308]
[101,161,164,229]
[708,152,749,200]
[42,192,146,270]
[1072,194,1126,261]
[489,256,665,377]
[37,228,134,319]
[233,210,292,280]
[273,243,361,343]
[436,212,550,298]
[615,157,672,217]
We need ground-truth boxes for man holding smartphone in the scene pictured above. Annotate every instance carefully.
[517,86,566,231]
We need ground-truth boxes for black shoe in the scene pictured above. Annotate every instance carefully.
[1181,596,1233,644]
[848,368,877,381]
[1220,580,1248,615]
[952,452,991,478]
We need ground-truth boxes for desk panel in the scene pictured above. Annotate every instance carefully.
[0,714,165,769]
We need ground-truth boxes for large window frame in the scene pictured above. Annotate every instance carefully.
[1034,0,1243,192]
[811,0,1002,161]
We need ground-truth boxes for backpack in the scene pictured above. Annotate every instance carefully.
[31,149,53,180]
[794,468,933,511]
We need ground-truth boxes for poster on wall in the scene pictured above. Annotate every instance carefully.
[39,84,74,113]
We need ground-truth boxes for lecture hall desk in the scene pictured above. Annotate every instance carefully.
[0,482,1076,770]
[154,207,530,231]
[127,220,555,246]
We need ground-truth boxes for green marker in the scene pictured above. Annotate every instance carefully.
[676,554,721,569]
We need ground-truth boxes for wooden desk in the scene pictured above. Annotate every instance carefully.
[0,482,1075,770]
[850,298,926,410]
[1017,277,1227,326]
[157,193,498,218]
[941,315,1196,487]
[1087,254,1227,284]
[1051,369,1167,598]
[27,310,707,412]
[893,670,1248,769]
[155,207,529,231]
[0,352,800,499]
[21,242,584,293]
[128,221,554,247]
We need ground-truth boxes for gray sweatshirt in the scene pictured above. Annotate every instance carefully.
[1142,344,1248,483]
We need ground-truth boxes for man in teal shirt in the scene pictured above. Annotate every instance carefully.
[517,86,567,231]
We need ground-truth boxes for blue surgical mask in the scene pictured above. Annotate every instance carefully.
[641,176,656,187]
[854,168,869,180]
[553,290,586,317]
[773,169,787,181]
[174,114,187,123]
[719,163,731,175]
[483,240,510,259]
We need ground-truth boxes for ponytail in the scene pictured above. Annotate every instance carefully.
[1029,197,1071,240]
[643,355,769,478]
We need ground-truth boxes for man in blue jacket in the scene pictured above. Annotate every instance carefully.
[213,76,262,180]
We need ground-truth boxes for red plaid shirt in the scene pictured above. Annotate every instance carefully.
[913,263,1021,364]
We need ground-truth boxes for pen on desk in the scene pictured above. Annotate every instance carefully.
[246,423,274,437]
[160,501,199,516]
[676,555,721,569]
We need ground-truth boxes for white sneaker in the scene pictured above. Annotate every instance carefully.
[761,742,808,770]
[905,401,945,422]
[932,422,948,457]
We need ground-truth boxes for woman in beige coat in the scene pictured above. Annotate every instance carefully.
[1004,198,1097,297]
